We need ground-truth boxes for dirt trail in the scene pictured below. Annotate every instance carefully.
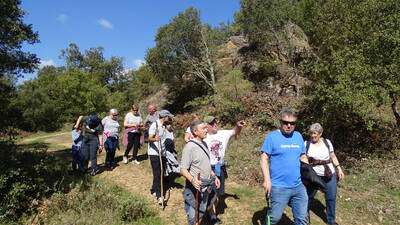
[35,132,333,225]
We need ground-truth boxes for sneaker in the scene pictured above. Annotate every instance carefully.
[132,159,140,165]
[151,192,157,198]
[157,196,164,206]
[123,156,128,164]
[90,168,100,176]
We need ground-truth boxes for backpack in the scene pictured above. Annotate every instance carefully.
[305,138,331,155]
[86,114,101,129]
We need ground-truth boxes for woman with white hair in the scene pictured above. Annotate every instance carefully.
[102,108,121,170]
[305,123,344,225]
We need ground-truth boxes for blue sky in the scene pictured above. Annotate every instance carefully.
[20,0,240,81]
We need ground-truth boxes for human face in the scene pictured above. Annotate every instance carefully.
[310,131,322,143]
[132,107,139,115]
[280,115,297,135]
[111,112,119,120]
[206,121,218,134]
[194,123,207,139]
[147,105,156,114]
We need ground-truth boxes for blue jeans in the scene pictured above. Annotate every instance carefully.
[268,184,308,225]
[211,164,225,196]
[81,135,99,172]
[104,136,118,167]
[307,175,337,224]
[71,145,85,171]
[183,183,211,225]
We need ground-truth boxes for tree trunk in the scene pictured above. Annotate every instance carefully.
[391,93,400,127]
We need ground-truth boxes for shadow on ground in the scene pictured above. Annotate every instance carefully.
[0,141,91,221]
[252,207,294,225]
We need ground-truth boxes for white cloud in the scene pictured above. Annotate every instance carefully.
[39,59,55,69]
[132,59,145,70]
[56,14,68,23]
[98,18,113,29]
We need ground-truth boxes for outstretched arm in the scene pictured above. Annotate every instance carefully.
[233,120,246,138]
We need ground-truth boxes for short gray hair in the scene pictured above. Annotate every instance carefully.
[190,119,203,134]
[280,107,297,119]
[309,123,323,134]
[109,108,118,114]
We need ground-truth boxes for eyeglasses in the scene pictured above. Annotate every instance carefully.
[281,120,296,126]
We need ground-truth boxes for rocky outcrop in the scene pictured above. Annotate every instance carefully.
[219,22,312,97]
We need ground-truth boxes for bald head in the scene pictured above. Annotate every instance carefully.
[148,104,157,115]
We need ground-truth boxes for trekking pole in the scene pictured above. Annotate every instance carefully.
[265,194,271,225]
[158,137,165,210]
[195,173,201,225]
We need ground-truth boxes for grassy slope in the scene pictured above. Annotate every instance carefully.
[20,130,400,225]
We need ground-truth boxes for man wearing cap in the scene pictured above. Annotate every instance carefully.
[148,109,174,205]
[203,116,245,222]
[260,107,309,225]
[180,119,220,225]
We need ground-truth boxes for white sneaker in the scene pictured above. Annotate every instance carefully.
[132,159,140,165]
[123,156,128,164]
[157,196,164,206]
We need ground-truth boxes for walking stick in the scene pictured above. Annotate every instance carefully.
[158,137,165,210]
[195,173,201,225]
[265,194,271,225]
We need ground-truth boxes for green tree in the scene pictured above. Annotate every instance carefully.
[146,7,219,110]
[60,43,124,90]
[293,0,400,149]
[15,68,109,131]
[0,0,39,134]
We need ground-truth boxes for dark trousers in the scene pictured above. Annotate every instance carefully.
[104,136,118,167]
[307,175,337,224]
[124,132,141,159]
[82,135,99,172]
[71,145,85,172]
[149,155,166,198]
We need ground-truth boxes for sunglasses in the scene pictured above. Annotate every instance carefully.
[112,114,119,117]
[281,120,296,126]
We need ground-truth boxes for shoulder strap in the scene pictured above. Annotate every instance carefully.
[323,138,332,159]
[323,138,331,151]
[189,140,210,160]
[305,141,311,154]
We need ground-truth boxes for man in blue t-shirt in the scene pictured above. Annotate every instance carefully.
[260,107,309,225]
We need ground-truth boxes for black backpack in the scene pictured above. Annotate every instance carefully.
[86,114,101,129]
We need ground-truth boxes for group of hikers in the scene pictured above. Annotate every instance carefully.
[70,104,344,225]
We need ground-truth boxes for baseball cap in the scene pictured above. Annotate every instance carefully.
[159,109,174,118]
[204,116,217,124]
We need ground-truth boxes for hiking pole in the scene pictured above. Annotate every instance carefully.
[158,137,165,210]
[265,194,271,225]
[195,173,201,225]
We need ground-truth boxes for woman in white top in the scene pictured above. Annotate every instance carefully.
[305,123,344,225]
[123,104,143,164]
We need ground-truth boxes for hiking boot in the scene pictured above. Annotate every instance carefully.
[123,156,128,164]
[132,159,140,165]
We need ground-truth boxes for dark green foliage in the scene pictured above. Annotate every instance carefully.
[237,0,400,153]
[0,0,40,76]
[14,68,109,131]
[0,0,39,135]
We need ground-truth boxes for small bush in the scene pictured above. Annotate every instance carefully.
[39,180,159,225]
